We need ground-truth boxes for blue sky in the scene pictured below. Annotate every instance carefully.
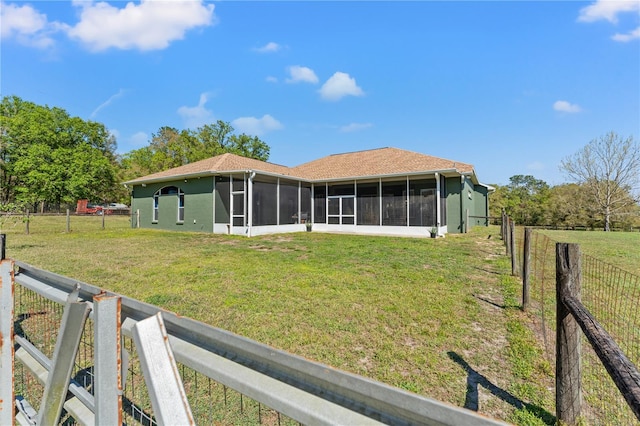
[2,1,638,186]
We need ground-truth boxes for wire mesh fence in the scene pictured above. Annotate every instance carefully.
[13,283,300,425]
[517,227,640,424]
[7,259,506,426]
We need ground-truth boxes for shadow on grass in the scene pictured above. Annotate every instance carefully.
[473,294,507,310]
[472,265,502,275]
[447,351,555,424]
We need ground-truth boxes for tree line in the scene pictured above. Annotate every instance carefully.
[0,95,269,213]
[490,132,640,231]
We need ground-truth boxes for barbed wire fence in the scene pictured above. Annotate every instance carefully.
[501,212,640,424]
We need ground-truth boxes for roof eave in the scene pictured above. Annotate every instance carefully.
[124,170,218,186]
[306,168,464,182]
[124,168,301,186]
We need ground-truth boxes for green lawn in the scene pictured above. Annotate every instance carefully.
[3,215,554,424]
[540,229,640,275]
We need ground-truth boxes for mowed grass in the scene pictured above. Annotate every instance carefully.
[540,229,640,275]
[3,215,554,423]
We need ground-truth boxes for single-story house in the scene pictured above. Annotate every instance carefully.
[124,147,492,237]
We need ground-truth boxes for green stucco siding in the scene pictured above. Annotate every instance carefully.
[445,177,485,233]
[131,177,214,232]
[472,185,489,226]
[445,177,462,233]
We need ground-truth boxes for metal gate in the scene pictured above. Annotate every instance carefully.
[1,258,507,425]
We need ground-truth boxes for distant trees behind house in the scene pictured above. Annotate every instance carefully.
[0,96,271,212]
[491,132,640,231]
[120,121,270,182]
[490,176,640,231]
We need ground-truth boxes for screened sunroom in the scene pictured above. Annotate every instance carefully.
[206,172,447,237]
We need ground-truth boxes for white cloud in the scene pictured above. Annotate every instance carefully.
[340,122,373,133]
[0,1,61,48]
[319,72,365,101]
[67,0,215,52]
[254,41,281,53]
[612,26,640,41]
[91,89,126,118]
[286,66,319,84]
[578,0,640,23]
[177,93,215,129]
[266,76,278,83]
[232,114,283,136]
[553,100,582,113]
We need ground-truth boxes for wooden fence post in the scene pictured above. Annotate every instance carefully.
[25,210,30,235]
[504,218,511,256]
[136,209,140,229]
[102,210,105,230]
[66,209,70,233]
[522,227,531,310]
[510,219,517,276]
[0,234,5,260]
[556,242,582,424]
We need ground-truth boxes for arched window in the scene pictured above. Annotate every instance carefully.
[153,186,184,223]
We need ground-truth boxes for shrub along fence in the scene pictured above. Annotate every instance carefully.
[500,215,640,424]
[0,237,508,426]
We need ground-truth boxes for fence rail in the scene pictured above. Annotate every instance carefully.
[500,215,640,424]
[1,255,508,425]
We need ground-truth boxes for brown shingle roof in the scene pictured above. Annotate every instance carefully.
[125,153,292,184]
[291,147,474,180]
[125,148,475,184]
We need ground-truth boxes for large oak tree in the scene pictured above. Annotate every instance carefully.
[0,96,119,210]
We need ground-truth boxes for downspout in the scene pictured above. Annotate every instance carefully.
[378,178,382,226]
[435,173,440,232]
[212,175,216,234]
[406,176,410,227]
[248,171,255,237]
[460,175,466,233]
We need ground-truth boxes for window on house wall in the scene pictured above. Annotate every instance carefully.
[153,186,184,223]
[153,193,159,222]
[178,191,185,222]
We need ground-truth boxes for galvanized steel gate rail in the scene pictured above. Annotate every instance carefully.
[1,259,507,425]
